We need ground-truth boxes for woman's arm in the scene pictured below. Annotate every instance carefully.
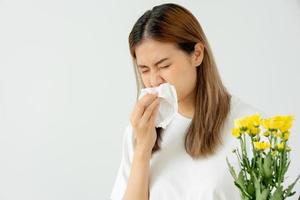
[122,148,151,200]
[123,93,160,200]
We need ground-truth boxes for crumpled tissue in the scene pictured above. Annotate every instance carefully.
[138,83,178,129]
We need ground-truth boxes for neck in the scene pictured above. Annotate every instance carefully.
[178,92,195,119]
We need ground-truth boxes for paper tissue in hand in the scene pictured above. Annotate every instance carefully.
[138,83,178,129]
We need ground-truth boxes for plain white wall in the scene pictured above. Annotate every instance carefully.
[0,0,299,199]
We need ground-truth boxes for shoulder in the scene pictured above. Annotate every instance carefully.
[221,95,265,166]
[223,95,267,164]
[222,94,267,150]
[229,94,268,120]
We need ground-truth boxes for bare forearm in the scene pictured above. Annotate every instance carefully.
[123,149,151,200]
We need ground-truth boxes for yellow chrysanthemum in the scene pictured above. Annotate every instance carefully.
[231,128,241,138]
[277,142,285,150]
[271,150,278,157]
[248,114,262,127]
[273,131,282,138]
[282,131,290,141]
[279,116,294,132]
[248,126,260,136]
[234,114,262,129]
[262,115,294,133]
[264,131,270,137]
[234,119,248,129]
[234,114,262,136]
[254,141,271,151]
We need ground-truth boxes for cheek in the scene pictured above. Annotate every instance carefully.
[174,68,197,100]
[141,75,151,87]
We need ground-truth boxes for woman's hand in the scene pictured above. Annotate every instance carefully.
[124,94,159,200]
[130,93,160,156]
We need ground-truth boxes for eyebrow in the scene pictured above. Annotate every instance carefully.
[138,57,169,68]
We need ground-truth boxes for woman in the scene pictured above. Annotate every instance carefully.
[110,3,262,200]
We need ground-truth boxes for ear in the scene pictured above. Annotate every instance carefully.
[192,42,204,67]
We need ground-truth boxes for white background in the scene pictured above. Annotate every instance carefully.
[0,0,299,199]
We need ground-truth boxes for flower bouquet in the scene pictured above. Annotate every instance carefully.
[226,114,300,200]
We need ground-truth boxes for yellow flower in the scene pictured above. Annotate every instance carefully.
[234,114,262,136]
[232,128,241,138]
[273,131,282,138]
[248,114,262,127]
[234,114,261,128]
[264,131,270,137]
[282,131,290,141]
[254,141,271,151]
[249,126,260,136]
[279,116,294,132]
[262,115,294,132]
[271,150,278,157]
[277,142,285,150]
[234,119,249,129]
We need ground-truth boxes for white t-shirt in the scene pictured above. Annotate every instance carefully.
[110,95,265,200]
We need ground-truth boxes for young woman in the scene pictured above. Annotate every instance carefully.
[111,3,262,200]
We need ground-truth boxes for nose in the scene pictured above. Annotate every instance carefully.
[150,70,164,87]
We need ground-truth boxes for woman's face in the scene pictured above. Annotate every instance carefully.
[135,38,203,103]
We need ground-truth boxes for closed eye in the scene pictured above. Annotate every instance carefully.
[140,65,170,74]
[160,65,170,69]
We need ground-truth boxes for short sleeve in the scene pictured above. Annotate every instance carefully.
[110,123,134,200]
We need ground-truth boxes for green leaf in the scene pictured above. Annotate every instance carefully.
[251,171,270,200]
[257,157,263,175]
[237,171,245,186]
[234,171,252,199]
[281,161,291,178]
[234,182,252,199]
[226,157,237,180]
[259,188,270,200]
[262,153,272,178]
[284,174,300,197]
[270,185,284,200]
[253,172,261,197]
[246,182,255,197]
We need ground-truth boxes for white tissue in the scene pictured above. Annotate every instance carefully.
[138,83,178,129]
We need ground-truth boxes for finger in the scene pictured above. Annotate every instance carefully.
[141,97,160,123]
[132,93,158,123]
[131,105,145,127]
[141,93,158,107]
